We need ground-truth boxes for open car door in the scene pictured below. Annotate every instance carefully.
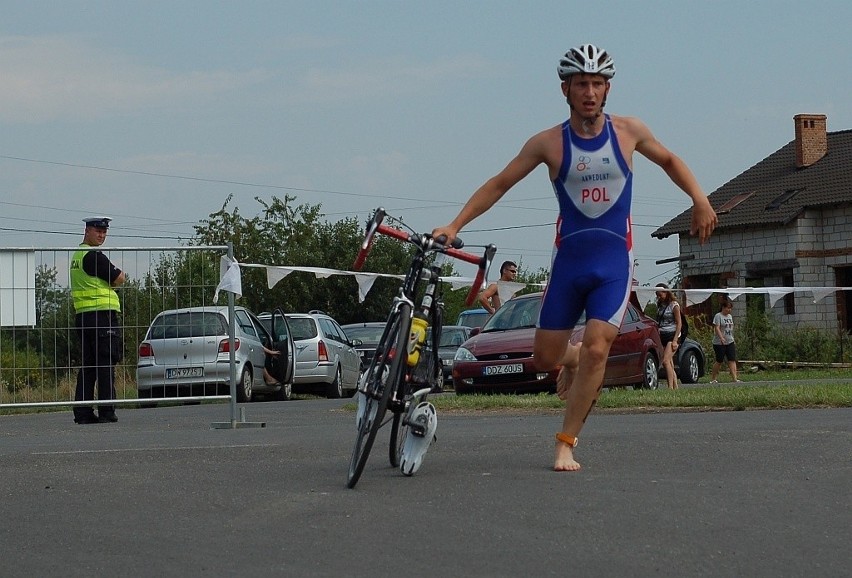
[266,308,295,388]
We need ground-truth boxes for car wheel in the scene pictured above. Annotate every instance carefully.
[137,388,158,408]
[432,363,445,393]
[679,350,700,384]
[273,381,292,401]
[237,367,253,403]
[638,352,659,390]
[326,365,343,399]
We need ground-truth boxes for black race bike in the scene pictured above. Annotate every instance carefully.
[346,208,495,488]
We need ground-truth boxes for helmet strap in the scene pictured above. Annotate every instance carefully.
[564,77,608,135]
[567,98,605,135]
[581,116,601,136]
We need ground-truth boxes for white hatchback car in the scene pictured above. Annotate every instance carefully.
[285,311,361,398]
[136,306,294,403]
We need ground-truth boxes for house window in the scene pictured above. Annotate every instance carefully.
[682,273,725,325]
[716,191,754,214]
[836,267,852,333]
[766,188,804,211]
[782,273,795,315]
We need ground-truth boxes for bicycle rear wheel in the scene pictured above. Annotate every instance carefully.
[389,411,404,467]
[346,304,411,488]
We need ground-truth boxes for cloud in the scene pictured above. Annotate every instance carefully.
[290,54,491,104]
[0,35,270,123]
[0,34,491,121]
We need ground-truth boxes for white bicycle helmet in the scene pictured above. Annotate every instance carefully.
[558,44,615,80]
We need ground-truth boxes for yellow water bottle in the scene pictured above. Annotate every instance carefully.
[407,313,429,366]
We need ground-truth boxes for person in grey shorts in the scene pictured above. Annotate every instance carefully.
[710,299,740,383]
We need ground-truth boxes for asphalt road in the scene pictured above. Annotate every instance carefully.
[1,399,850,577]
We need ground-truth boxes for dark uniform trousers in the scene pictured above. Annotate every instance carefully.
[74,309,122,419]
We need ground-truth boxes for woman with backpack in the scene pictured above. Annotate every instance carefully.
[655,283,683,389]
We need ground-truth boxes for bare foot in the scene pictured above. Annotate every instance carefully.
[556,365,575,401]
[554,439,581,471]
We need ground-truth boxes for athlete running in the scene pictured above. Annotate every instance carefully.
[433,44,717,471]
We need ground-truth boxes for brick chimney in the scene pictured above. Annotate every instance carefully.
[794,113,827,168]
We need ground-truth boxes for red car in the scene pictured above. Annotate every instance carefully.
[452,292,663,394]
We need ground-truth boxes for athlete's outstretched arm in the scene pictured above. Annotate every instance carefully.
[433,131,551,243]
[631,119,717,244]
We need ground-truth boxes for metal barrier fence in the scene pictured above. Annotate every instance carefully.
[0,244,261,428]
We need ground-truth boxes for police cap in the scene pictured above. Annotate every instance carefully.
[83,217,112,229]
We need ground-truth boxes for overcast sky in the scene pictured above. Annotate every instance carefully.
[2,0,850,286]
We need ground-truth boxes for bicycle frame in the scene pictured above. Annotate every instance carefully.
[346,207,496,487]
[387,254,445,407]
[359,209,493,399]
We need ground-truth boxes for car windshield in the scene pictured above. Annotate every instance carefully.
[343,325,385,344]
[457,310,488,328]
[482,295,586,331]
[438,327,467,347]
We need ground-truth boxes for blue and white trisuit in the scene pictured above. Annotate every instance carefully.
[538,114,634,330]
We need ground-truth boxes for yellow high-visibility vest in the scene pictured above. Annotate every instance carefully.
[70,245,121,313]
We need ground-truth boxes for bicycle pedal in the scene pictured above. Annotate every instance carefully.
[406,401,436,438]
[409,413,428,437]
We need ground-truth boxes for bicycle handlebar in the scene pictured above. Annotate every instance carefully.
[353,207,497,306]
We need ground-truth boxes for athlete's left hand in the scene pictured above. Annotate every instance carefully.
[690,198,718,244]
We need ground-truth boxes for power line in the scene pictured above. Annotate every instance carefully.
[0,226,184,240]
[2,154,677,228]
[0,154,460,205]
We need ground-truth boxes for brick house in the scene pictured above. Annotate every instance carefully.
[653,114,852,332]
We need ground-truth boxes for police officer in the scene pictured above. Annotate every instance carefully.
[70,217,126,424]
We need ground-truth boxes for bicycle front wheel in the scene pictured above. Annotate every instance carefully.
[346,304,411,488]
[389,411,404,468]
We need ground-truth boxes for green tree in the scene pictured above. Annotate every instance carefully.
[35,265,64,324]
[191,195,418,323]
[740,296,769,359]
[31,265,73,377]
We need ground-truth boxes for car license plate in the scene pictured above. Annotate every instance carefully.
[166,367,203,379]
[482,364,523,376]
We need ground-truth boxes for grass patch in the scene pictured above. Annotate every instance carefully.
[4,367,851,416]
[593,383,851,411]
[736,366,852,381]
[425,382,852,413]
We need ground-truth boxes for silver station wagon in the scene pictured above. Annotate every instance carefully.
[136,306,294,403]
[285,311,361,398]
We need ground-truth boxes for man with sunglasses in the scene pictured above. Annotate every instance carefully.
[478,260,518,315]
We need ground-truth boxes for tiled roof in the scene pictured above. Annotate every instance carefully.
[653,129,852,239]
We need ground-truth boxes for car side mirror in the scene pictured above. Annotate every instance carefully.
[351,338,363,346]
[470,327,481,337]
